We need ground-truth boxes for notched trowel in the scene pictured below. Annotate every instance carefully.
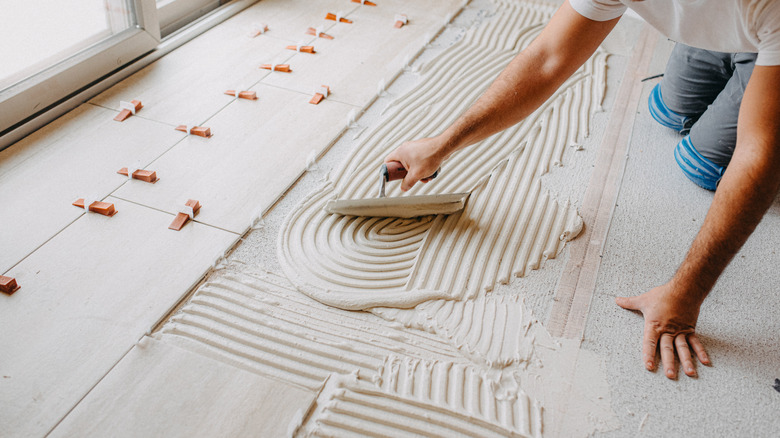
[325,161,470,218]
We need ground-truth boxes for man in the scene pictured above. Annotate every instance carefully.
[385,0,780,379]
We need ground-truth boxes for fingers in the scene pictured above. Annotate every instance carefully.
[615,295,640,310]
[687,333,711,366]
[675,334,696,377]
[401,170,423,191]
[660,333,677,379]
[383,148,401,164]
[641,323,659,371]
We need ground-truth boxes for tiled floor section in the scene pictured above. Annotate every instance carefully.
[113,84,355,233]
[49,338,314,438]
[0,198,238,437]
[0,104,183,273]
[0,0,463,435]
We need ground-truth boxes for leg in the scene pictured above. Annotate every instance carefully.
[675,52,757,190]
[649,44,733,134]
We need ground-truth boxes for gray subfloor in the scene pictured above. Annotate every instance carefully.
[583,39,780,437]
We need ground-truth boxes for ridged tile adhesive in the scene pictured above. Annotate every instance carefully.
[160,1,620,436]
[278,0,604,310]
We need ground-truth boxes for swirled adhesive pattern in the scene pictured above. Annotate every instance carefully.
[279,0,604,309]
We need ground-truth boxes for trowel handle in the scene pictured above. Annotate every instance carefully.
[381,161,439,182]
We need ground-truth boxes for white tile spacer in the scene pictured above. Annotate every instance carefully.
[336,11,344,22]
[250,23,268,37]
[251,216,265,231]
[346,109,358,127]
[316,85,330,98]
[119,100,137,115]
[82,196,97,212]
[306,149,318,171]
[179,204,195,219]
[125,166,137,180]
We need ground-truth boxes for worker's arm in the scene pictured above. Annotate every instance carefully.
[617,65,780,379]
[384,1,620,190]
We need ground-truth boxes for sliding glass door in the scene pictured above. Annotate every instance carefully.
[157,0,223,37]
[0,0,226,139]
[0,0,160,135]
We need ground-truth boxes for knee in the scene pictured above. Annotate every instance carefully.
[674,136,725,191]
[648,83,693,134]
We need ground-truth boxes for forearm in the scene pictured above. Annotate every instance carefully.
[672,152,780,303]
[671,65,780,305]
[438,51,573,154]
[436,1,619,158]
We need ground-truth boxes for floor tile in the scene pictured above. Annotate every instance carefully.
[113,83,355,233]
[50,338,314,438]
[228,0,357,42]
[0,197,238,437]
[89,21,289,126]
[261,0,463,107]
[0,104,183,273]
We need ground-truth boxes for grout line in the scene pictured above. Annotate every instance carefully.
[253,80,362,107]
[146,231,245,335]
[108,195,241,235]
[85,102,181,127]
[547,24,660,340]
[2,213,85,276]
[44,340,138,437]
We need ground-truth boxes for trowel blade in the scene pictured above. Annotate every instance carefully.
[325,192,470,218]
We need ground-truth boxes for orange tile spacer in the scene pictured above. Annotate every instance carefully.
[225,90,258,100]
[0,275,21,295]
[169,199,201,231]
[114,100,143,122]
[394,14,408,28]
[249,23,268,37]
[118,167,159,183]
[286,45,316,54]
[325,12,352,23]
[73,198,118,216]
[310,85,330,105]
[352,0,377,5]
[260,64,292,73]
[306,27,334,39]
[175,125,212,137]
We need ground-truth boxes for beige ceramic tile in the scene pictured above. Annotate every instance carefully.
[0,104,184,274]
[50,337,315,438]
[89,22,290,126]
[0,197,238,437]
[261,0,463,107]
[231,0,357,42]
[113,83,355,233]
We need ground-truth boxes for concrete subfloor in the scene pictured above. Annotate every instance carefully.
[582,40,780,437]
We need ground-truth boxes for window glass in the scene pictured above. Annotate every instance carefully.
[0,0,136,91]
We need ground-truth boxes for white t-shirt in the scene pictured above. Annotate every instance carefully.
[569,0,780,66]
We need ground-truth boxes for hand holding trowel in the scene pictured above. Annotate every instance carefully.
[325,161,470,218]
